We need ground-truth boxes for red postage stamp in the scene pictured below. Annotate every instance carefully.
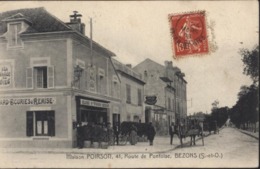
[169,11,209,58]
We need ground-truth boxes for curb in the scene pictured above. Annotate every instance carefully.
[159,132,212,153]
[238,129,259,140]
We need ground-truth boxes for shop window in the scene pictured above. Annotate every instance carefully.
[137,89,142,106]
[26,111,55,137]
[126,84,131,104]
[7,22,22,48]
[26,66,54,89]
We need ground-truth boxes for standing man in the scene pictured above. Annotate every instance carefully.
[169,122,176,145]
[147,122,156,146]
[76,122,84,149]
[113,122,120,145]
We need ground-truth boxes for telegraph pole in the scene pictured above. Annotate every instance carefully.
[90,17,93,66]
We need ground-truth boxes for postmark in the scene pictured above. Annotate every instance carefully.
[169,11,209,58]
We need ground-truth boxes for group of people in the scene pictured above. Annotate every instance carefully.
[76,121,157,148]
[113,122,156,146]
[76,122,114,149]
[77,120,205,148]
[169,120,204,146]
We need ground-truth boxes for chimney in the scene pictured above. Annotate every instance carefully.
[126,64,132,68]
[164,61,173,67]
[66,11,85,35]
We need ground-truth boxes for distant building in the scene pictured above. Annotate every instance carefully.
[134,59,187,135]
[0,8,121,148]
[112,59,145,123]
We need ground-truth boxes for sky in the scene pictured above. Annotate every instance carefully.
[0,1,258,114]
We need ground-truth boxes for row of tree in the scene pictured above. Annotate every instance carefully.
[230,45,259,128]
[193,45,259,129]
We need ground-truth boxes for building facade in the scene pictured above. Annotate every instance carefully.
[0,8,121,148]
[134,59,187,135]
[112,59,145,124]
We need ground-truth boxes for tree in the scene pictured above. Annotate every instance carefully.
[230,84,259,128]
[211,100,219,110]
[239,45,259,84]
[230,45,259,129]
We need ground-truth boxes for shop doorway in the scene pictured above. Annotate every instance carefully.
[80,107,107,124]
[145,107,151,123]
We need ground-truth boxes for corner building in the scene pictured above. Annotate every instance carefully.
[0,8,121,148]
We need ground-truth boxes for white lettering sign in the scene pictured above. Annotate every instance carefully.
[80,99,109,108]
[0,97,56,106]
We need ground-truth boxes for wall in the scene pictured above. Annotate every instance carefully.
[119,74,144,122]
[0,37,68,90]
[72,39,119,98]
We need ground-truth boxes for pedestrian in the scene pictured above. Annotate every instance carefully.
[107,122,114,146]
[147,122,156,146]
[76,122,84,149]
[129,124,138,145]
[189,120,197,146]
[113,122,120,145]
[169,122,176,145]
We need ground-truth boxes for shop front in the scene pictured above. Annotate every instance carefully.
[0,93,72,148]
[76,96,110,125]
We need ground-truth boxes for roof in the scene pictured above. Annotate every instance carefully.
[112,58,145,84]
[134,58,164,70]
[0,7,115,57]
[0,7,71,34]
[134,58,187,83]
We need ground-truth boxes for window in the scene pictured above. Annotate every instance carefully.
[172,99,175,111]
[98,68,106,95]
[35,67,47,88]
[8,23,22,47]
[26,111,55,137]
[126,84,131,104]
[127,115,131,121]
[26,66,54,89]
[137,89,142,106]
[113,81,119,98]
[133,115,140,122]
[168,98,171,110]
[87,66,96,92]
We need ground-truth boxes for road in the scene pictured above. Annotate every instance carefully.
[168,127,259,168]
[0,127,258,168]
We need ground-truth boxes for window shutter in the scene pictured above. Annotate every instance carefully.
[48,66,54,88]
[48,111,55,136]
[26,111,34,136]
[26,67,33,89]
[85,69,88,89]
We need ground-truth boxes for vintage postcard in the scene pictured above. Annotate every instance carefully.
[0,1,259,168]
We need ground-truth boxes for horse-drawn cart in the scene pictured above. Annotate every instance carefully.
[178,120,204,147]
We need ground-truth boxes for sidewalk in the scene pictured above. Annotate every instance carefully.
[238,129,259,140]
[0,132,215,155]
[0,136,187,154]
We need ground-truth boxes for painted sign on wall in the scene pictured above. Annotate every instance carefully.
[0,64,11,87]
[0,97,56,106]
[80,99,109,108]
